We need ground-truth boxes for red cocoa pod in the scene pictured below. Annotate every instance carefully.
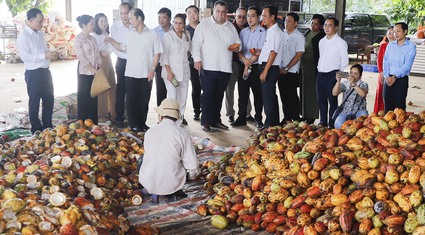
[291,195,306,209]
[339,210,354,232]
[261,211,279,223]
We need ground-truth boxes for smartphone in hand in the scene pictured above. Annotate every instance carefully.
[171,77,180,87]
[337,71,349,78]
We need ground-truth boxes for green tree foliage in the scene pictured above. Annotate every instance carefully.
[0,0,51,17]
[385,0,425,33]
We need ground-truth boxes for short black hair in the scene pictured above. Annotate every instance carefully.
[214,0,228,9]
[351,64,363,77]
[174,13,187,22]
[394,22,408,32]
[286,12,299,23]
[247,6,261,17]
[94,13,109,35]
[76,15,93,29]
[119,2,132,11]
[158,7,171,18]
[27,8,42,20]
[263,5,278,20]
[236,7,247,13]
[185,5,199,13]
[312,14,325,26]
[132,8,145,21]
[326,16,339,27]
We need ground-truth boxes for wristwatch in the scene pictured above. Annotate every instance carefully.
[284,67,289,71]
[150,66,156,71]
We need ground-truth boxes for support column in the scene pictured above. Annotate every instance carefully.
[65,0,72,21]
[335,0,346,36]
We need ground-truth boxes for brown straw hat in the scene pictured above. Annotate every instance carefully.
[90,68,111,97]
[153,98,181,119]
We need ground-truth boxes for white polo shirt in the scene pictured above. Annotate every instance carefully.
[317,33,349,73]
[121,27,163,79]
[110,20,132,59]
[258,23,284,66]
[192,16,241,73]
[280,29,305,73]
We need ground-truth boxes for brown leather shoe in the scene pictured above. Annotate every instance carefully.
[211,122,229,129]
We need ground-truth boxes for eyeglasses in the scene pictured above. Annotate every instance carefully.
[236,15,246,19]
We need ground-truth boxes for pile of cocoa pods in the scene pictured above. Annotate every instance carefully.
[197,108,425,235]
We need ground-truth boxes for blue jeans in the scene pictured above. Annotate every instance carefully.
[334,110,368,129]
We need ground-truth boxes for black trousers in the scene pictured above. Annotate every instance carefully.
[115,58,127,122]
[126,77,152,129]
[200,70,230,125]
[24,68,54,134]
[189,63,201,116]
[237,64,263,122]
[77,74,98,124]
[278,72,301,121]
[316,70,338,127]
[155,65,167,106]
[260,65,280,128]
[383,76,408,112]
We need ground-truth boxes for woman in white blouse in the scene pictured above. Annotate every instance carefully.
[74,15,101,124]
[161,13,191,126]
[93,13,117,123]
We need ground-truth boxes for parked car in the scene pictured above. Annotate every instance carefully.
[298,13,391,53]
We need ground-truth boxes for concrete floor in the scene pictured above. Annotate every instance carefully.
[1,59,424,148]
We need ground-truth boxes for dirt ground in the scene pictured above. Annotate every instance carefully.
[1,58,424,148]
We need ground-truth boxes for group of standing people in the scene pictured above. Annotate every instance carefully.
[17,1,417,135]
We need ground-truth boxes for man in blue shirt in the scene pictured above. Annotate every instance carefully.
[231,6,266,128]
[383,22,416,112]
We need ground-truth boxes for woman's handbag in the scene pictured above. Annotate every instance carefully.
[332,88,356,122]
[90,68,111,98]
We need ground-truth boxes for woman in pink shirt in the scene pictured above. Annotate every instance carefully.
[73,15,102,124]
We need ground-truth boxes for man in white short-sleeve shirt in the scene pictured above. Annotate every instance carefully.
[191,0,241,132]
[258,5,284,128]
[278,12,305,123]
[109,8,163,133]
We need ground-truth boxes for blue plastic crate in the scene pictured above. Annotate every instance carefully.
[361,64,378,73]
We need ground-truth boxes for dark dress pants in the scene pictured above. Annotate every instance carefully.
[260,65,280,128]
[278,72,301,121]
[115,58,127,122]
[126,77,152,129]
[200,70,230,125]
[316,71,338,127]
[24,68,54,134]
[155,65,167,106]
[383,76,408,112]
[237,64,263,122]
[189,63,201,116]
[77,74,98,124]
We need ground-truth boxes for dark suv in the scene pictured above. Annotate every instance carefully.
[298,13,391,53]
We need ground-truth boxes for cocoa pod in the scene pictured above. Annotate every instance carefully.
[339,210,354,232]
[383,215,406,227]
[358,218,373,234]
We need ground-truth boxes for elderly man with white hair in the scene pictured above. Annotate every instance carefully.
[139,98,201,203]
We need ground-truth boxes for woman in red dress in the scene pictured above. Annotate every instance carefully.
[374,26,395,113]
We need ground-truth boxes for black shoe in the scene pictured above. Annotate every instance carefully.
[305,119,315,124]
[141,124,150,132]
[228,116,235,123]
[182,119,188,125]
[246,116,256,123]
[131,127,141,133]
[116,120,125,128]
[231,118,247,126]
[201,124,211,131]
[193,114,200,121]
[255,121,264,129]
[211,122,229,129]
[166,189,187,200]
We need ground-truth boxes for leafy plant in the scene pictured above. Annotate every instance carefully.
[0,0,52,17]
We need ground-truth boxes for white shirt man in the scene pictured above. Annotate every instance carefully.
[139,98,200,201]
[278,13,305,122]
[316,17,348,128]
[191,1,241,131]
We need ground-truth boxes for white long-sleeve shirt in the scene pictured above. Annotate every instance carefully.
[317,34,349,73]
[139,119,201,195]
[191,16,241,73]
[110,20,132,59]
[161,30,191,82]
[16,24,50,70]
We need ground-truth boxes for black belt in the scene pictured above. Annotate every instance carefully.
[27,67,49,72]
[318,70,338,76]
[390,75,408,79]
[259,62,279,70]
